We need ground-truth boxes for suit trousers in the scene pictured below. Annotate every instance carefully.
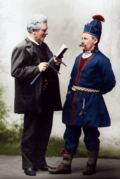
[21,110,53,169]
[64,125,100,154]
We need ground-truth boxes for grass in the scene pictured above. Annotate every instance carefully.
[46,137,120,159]
[0,141,21,155]
[0,137,120,159]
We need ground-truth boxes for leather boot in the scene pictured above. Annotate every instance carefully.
[83,164,96,175]
[83,151,98,175]
[48,148,73,174]
[48,163,71,174]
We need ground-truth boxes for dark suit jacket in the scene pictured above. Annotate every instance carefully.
[11,37,62,114]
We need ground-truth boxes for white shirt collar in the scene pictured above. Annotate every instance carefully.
[82,52,92,59]
[28,36,42,46]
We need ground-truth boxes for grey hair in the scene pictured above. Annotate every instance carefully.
[91,35,99,45]
[27,14,47,33]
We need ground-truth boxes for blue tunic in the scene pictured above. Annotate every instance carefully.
[62,48,116,127]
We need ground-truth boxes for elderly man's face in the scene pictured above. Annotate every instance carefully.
[81,33,96,51]
[33,23,48,43]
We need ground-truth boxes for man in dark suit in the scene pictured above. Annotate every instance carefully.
[11,14,62,176]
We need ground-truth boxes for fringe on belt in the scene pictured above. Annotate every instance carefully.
[72,85,100,118]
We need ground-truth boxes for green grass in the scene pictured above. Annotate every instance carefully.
[0,141,21,155]
[0,137,120,159]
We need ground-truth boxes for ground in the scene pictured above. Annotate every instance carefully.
[0,155,120,179]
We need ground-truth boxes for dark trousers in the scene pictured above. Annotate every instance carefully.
[64,125,100,154]
[21,110,53,169]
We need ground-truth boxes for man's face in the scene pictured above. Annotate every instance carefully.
[33,23,48,43]
[81,33,95,51]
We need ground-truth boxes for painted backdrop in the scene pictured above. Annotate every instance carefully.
[0,0,120,150]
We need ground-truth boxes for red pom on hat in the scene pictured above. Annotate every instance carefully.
[92,15,105,22]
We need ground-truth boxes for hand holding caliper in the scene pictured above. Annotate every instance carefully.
[30,55,67,85]
[38,62,49,72]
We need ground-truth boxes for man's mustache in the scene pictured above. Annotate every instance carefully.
[42,34,47,37]
[79,43,86,47]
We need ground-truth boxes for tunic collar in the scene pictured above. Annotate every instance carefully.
[82,52,92,59]
[82,46,99,59]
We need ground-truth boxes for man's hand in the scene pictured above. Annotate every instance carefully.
[38,62,49,72]
[54,56,63,66]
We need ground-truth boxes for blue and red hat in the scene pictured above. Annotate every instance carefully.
[83,15,105,38]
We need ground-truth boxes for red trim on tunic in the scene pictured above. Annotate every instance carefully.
[70,53,95,125]
[67,91,71,94]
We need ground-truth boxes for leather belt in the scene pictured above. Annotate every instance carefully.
[72,85,100,93]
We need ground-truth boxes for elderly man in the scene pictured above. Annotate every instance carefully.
[11,14,62,176]
[48,15,116,175]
